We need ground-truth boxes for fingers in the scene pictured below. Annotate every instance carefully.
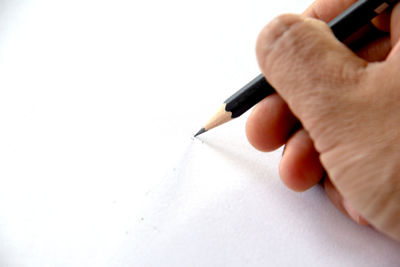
[247,0,360,155]
[279,129,324,192]
[247,2,393,155]
[246,94,298,152]
[247,100,325,192]
[276,124,371,225]
[256,14,367,150]
[324,178,369,225]
[303,0,390,32]
[304,0,391,62]
[303,0,357,22]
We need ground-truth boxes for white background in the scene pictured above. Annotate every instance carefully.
[1,0,400,266]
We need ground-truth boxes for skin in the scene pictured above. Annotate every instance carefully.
[246,0,400,241]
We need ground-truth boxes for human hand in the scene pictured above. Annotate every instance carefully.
[246,0,400,241]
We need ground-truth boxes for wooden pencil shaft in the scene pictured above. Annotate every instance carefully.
[224,0,397,119]
[203,104,232,131]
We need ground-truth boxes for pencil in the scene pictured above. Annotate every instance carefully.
[195,0,398,137]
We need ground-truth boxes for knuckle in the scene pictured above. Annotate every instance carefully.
[256,14,315,79]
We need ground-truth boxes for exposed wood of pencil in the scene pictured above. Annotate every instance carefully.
[195,104,232,137]
[194,0,395,138]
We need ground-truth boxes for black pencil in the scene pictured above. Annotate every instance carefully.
[195,0,398,137]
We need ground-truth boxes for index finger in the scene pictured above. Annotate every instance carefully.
[303,0,358,21]
[303,0,391,31]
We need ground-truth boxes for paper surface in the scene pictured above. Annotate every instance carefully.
[128,127,400,267]
[0,0,400,266]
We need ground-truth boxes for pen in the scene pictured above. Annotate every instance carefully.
[195,0,399,137]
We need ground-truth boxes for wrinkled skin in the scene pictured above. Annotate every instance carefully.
[246,0,400,241]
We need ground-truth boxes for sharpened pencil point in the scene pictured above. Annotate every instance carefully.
[194,128,206,137]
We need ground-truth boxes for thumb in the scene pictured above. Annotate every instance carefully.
[256,14,367,150]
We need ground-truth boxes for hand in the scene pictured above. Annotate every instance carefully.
[246,0,400,241]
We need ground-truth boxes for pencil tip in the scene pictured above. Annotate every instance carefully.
[194,128,206,137]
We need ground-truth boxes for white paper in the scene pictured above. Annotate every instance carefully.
[0,0,399,266]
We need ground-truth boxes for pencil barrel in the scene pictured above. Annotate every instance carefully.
[220,0,399,123]
[225,74,275,118]
[329,0,395,41]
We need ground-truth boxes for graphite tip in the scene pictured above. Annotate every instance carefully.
[194,128,206,137]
